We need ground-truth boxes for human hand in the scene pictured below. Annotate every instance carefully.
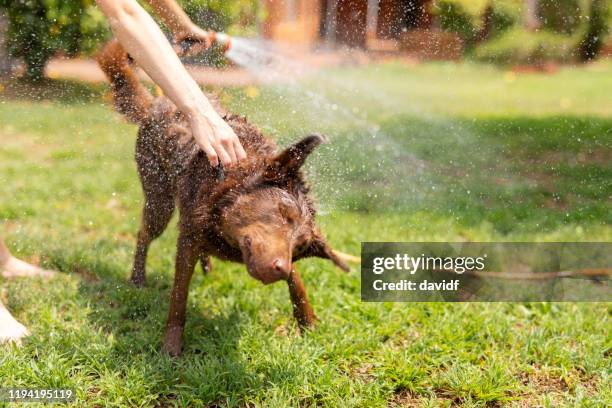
[189,110,247,168]
[173,24,215,57]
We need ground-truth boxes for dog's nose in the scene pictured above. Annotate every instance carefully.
[272,259,291,276]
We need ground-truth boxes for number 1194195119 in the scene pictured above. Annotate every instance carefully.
[0,388,75,402]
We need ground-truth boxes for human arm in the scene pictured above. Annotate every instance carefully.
[143,0,214,55]
[96,0,246,166]
[142,0,194,34]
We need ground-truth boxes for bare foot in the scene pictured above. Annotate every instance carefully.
[0,239,53,346]
[0,301,29,345]
[1,255,55,279]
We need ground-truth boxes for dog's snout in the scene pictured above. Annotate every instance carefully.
[273,258,291,276]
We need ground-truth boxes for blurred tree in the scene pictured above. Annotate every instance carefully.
[0,1,259,82]
[524,0,540,30]
[0,0,108,81]
[435,1,476,45]
[0,13,11,74]
[476,2,494,42]
[538,0,582,34]
[404,0,433,29]
[433,1,517,50]
[577,0,609,61]
[487,1,518,39]
[178,0,260,35]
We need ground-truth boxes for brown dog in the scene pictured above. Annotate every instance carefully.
[97,40,349,356]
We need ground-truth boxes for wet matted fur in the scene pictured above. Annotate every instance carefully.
[97,40,348,356]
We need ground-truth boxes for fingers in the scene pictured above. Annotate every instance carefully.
[175,41,209,58]
[212,124,245,167]
[190,116,246,168]
[199,139,219,168]
[188,42,211,56]
[234,138,247,161]
[173,32,214,57]
[221,136,238,164]
[214,143,233,168]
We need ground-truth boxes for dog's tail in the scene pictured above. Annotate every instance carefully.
[97,39,152,124]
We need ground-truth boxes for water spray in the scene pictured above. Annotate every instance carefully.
[181,33,428,210]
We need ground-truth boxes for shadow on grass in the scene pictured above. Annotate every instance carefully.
[53,251,265,405]
[310,114,611,233]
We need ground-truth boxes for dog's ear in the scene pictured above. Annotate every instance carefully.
[263,134,325,182]
[298,229,350,272]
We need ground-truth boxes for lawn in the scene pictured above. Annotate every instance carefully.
[0,60,610,407]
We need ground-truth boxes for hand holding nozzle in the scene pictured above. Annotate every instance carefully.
[174,28,232,57]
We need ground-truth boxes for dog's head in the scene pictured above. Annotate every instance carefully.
[215,134,349,284]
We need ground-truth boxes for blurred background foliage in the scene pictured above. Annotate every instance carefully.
[433,0,610,63]
[537,0,583,34]
[0,0,259,81]
[473,26,578,65]
[177,0,261,37]
[0,0,108,80]
[0,0,610,81]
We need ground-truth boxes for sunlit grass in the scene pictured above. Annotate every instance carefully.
[1,61,610,406]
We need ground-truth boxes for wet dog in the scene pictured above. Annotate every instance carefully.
[97,40,349,356]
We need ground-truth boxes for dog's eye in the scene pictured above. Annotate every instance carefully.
[279,199,299,225]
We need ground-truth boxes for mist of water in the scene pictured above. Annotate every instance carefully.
[224,37,441,212]
[223,37,506,219]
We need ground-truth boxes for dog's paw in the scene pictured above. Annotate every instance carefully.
[0,311,29,346]
[297,313,319,333]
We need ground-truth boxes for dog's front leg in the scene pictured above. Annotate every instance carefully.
[163,233,200,357]
[287,269,317,330]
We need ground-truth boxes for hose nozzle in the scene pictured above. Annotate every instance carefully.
[211,32,232,53]
[177,31,232,56]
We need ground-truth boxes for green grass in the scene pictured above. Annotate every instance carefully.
[1,60,611,407]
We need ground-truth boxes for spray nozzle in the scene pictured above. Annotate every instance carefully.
[212,32,232,53]
[177,31,232,56]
